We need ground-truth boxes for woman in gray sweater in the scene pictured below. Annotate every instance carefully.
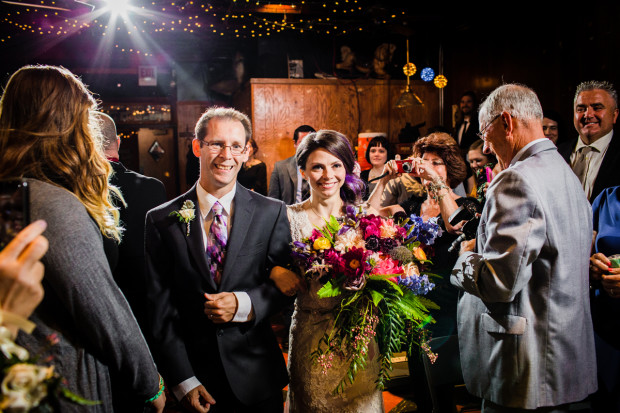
[0,65,165,412]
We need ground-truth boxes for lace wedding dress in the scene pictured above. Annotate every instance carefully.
[286,202,384,412]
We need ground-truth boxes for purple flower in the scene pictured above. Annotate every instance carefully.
[343,274,366,291]
[380,237,397,253]
[365,235,381,252]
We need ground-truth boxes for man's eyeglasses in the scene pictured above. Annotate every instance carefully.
[199,140,247,156]
[477,114,501,140]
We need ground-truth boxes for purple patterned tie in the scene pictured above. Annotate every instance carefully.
[207,201,227,284]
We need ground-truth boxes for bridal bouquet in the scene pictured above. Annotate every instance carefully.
[291,206,442,393]
[0,326,99,412]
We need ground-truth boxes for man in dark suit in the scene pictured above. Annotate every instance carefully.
[558,80,620,202]
[268,124,315,205]
[454,91,480,154]
[96,112,167,329]
[145,107,294,413]
[95,112,168,412]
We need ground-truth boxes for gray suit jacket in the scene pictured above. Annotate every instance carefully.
[451,139,597,409]
[268,156,298,205]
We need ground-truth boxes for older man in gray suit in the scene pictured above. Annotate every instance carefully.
[451,84,597,412]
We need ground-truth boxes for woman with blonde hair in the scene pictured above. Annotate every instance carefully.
[0,65,165,412]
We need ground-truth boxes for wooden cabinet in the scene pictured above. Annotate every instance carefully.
[235,78,440,184]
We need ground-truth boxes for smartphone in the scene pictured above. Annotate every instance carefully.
[0,180,30,251]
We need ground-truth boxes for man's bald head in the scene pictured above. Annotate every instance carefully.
[93,111,119,155]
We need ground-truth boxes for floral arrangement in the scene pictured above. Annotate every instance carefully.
[291,206,442,393]
[0,326,98,412]
[169,200,196,236]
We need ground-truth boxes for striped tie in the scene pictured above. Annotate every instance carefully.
[207,201,227,284]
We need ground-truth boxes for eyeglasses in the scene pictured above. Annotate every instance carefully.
[477,114,501,140]
[199,140,247,156]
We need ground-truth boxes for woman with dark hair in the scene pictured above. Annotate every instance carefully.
[274,130,386,412]
[0,65,165,412]
[369,132,477,413]
[359,135,392,200]
[237,138,267,195]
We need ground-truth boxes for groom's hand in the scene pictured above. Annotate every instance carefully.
[181,385,216,413]
[204,292,238,323]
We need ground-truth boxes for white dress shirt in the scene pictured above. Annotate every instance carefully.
[173,182,254,401]
[569,131,613,200]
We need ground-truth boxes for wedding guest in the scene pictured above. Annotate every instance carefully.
[359,135,393,200]
[542,109,566,146]
[0,221,48,338]
[269,124,315,205]
[237,138,267,195]
[452,84,596,412]
[588,185,620,412]
[558,80,620,201]
[466,139,497,200]
[369,132,473,413]
[0,65,165,413]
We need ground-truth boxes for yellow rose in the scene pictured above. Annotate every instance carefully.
[413,247,427,261]
[313,237,331,251]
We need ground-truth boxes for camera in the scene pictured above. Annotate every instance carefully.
[0,180,30,251]
[447,198,482,253]
[395,159,415,174]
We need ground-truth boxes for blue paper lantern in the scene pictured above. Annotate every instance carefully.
[421,67,435,82]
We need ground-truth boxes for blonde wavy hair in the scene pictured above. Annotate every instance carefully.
[0,65,122,241]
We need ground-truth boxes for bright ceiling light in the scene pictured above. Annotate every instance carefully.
[104,0,131,17]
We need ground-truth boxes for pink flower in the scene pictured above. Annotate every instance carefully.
[372,257,404,278]
[379,218,398,238]
[309,229,323,243]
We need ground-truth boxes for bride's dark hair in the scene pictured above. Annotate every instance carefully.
[295,129,365,205]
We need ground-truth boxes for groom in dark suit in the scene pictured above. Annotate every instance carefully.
[144,107,293,412]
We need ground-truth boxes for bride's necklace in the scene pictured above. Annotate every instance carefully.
[309,201,343,222]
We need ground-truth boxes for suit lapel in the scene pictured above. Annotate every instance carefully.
[182,185,217,291]
[219,185,254,291]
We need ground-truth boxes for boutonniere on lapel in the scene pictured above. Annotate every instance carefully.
[169,200,196,236]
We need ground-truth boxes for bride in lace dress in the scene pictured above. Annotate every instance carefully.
[273,130,397,412]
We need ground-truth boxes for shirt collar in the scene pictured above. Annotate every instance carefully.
[196,182,236,218]
[509,138,547,166]
[575,130,613,152]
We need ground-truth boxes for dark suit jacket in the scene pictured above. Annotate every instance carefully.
[557,131,620,202]
[268,156,298,205]
[110,161,166,328]
[454,117,479,152]
[144,184,292,405]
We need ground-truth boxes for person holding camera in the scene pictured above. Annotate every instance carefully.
[368,132,476,413]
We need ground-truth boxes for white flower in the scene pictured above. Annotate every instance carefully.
[179,208,195,220]
[333,228,364,252]
[0,327,29,361]
[0,364,54,412]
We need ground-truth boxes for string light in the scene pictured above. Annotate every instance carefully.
[420,67,434,82]
[433,75,448,89]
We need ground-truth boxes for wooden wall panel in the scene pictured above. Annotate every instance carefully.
[242,78,439,189]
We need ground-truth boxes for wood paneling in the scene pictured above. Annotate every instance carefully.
[243,78,439,186]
